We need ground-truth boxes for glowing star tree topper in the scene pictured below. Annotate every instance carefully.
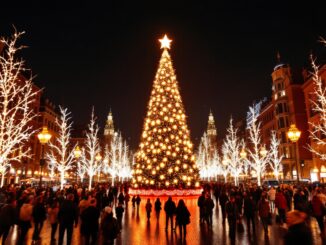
[132,34,199,189]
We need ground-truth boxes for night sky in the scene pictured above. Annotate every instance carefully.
[1,1,325,149]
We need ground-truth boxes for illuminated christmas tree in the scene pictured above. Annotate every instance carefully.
[132,35,200,190]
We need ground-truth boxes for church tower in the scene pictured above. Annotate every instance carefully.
[207,110,217,152]
[104,110,115,146]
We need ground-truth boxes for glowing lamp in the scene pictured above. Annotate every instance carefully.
[37,127,52,144]
[287,124,301,143]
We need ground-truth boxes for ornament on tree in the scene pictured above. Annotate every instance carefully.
[132,34,200,191]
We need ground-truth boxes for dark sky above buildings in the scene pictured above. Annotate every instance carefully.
[1,1,325,148]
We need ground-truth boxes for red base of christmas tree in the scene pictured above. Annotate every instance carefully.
[129,188,202,197]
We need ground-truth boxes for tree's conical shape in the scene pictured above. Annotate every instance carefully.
[133,43,199,189]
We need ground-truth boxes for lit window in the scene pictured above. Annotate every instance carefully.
[280,90,286,97]
[274,94,278,100]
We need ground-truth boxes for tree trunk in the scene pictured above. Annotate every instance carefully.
[257,172,261,186]
[0,174,4,187]
[60,170,65,190]
[111,176,115,186]
[88,174,93,190]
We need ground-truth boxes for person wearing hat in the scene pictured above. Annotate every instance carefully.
[284,210,312,245]
[101,206,119,245]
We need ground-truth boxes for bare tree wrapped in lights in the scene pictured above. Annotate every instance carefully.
[197,132,220,181]
[77,160,86,184]
[48,161,56,181]
[132,35,199,189]
[103,132,132,186]
[222,118,243,186]
[80,111,102,190]
[46,107,75,190]
[308,44,326,161]
[0,31,39,187]
[269,131,283,180]
[246,106,270,186]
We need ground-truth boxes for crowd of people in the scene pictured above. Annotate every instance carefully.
[0,181,325,245]
[198,182,326,244]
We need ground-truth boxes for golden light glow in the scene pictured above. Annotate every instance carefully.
[37,126,52,144]
[74,145,82,159]
[287,124,301,143]
[159,34,172,49]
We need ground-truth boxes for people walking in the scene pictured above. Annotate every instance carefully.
[101,206,119,245]
[197,191,206,224]
[176,199,190,241]
[0,196,16,244]
[275,189,287,225]
[32,195,47,241]
[136,195,141,212]
[145,199,152,221]
[258,192,270,236]
[80,198,100,245]
[164,196,176,231]
[155,198,162,219]
[17,195,34,245]
[58,193,78,245]
[115,202,124,230]
[268,187,276,213]
[243,192,256,234]
[204,194,215,227]
[311,191,325,236]
[284,210,313,245]
[226,195,238,242]
[219,190,229,224]
[48,200,60,243]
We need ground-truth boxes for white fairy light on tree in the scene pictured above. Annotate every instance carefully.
[0,31,39,187]
[77,160,86,184]
[308,44,326,161]
[48,161,56,181]
[269,131,283,180]
[222,118,243,186]
[246,106,270,186]
[80,110,102,190]
[46,107,75,190]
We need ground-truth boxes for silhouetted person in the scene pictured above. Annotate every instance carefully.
[219,190,229,224]
[145,199,152,221]
[0,196,16,244]
[115,202,124,230]
[226,195,238,242]
[17,195,34,245]
[101,206,119,245]
[284,210,313,245]
[80,198,100,245]
[132,196,136,208]
[32,196,47,241]
[155,198,162,219]
[198,191,206,223]
[48,200,59,243]
[204,194,215,227]
[176,199,190,240]
[243,192,256,234]
[164,196,176,231]
[136,195,141,212]
[58,193,78,245]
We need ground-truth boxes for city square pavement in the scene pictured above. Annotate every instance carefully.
[1,197,323,245]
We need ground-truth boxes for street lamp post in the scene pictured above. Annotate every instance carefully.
[74,145,82,184]
[287,124,301,183]
[37,127,52,188]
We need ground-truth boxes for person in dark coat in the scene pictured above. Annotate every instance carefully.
[118,192,125,205]
[101,206,119,245]
[58,193,78,245]
[164,196,176,231]
[155,198,162,219]
[226,195,238,241]
[197,191,206,224]
[258,192,270,236]
[32,196,47,241]
[284,210,313,245]
[136,195,141,212]
[219,190,229,224]
[204,194,215,227]
[115,202,124,230]
[311,193,325,235]
[0,196,16,244]
[176,199,190,240]
[80,198,100,245]
[243,192,256,234]
[145,199,152,221]
[131,196,136,208]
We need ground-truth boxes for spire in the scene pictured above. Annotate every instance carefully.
[207,110,217,136]
[277,51,281,64]
[104,109,115,137]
